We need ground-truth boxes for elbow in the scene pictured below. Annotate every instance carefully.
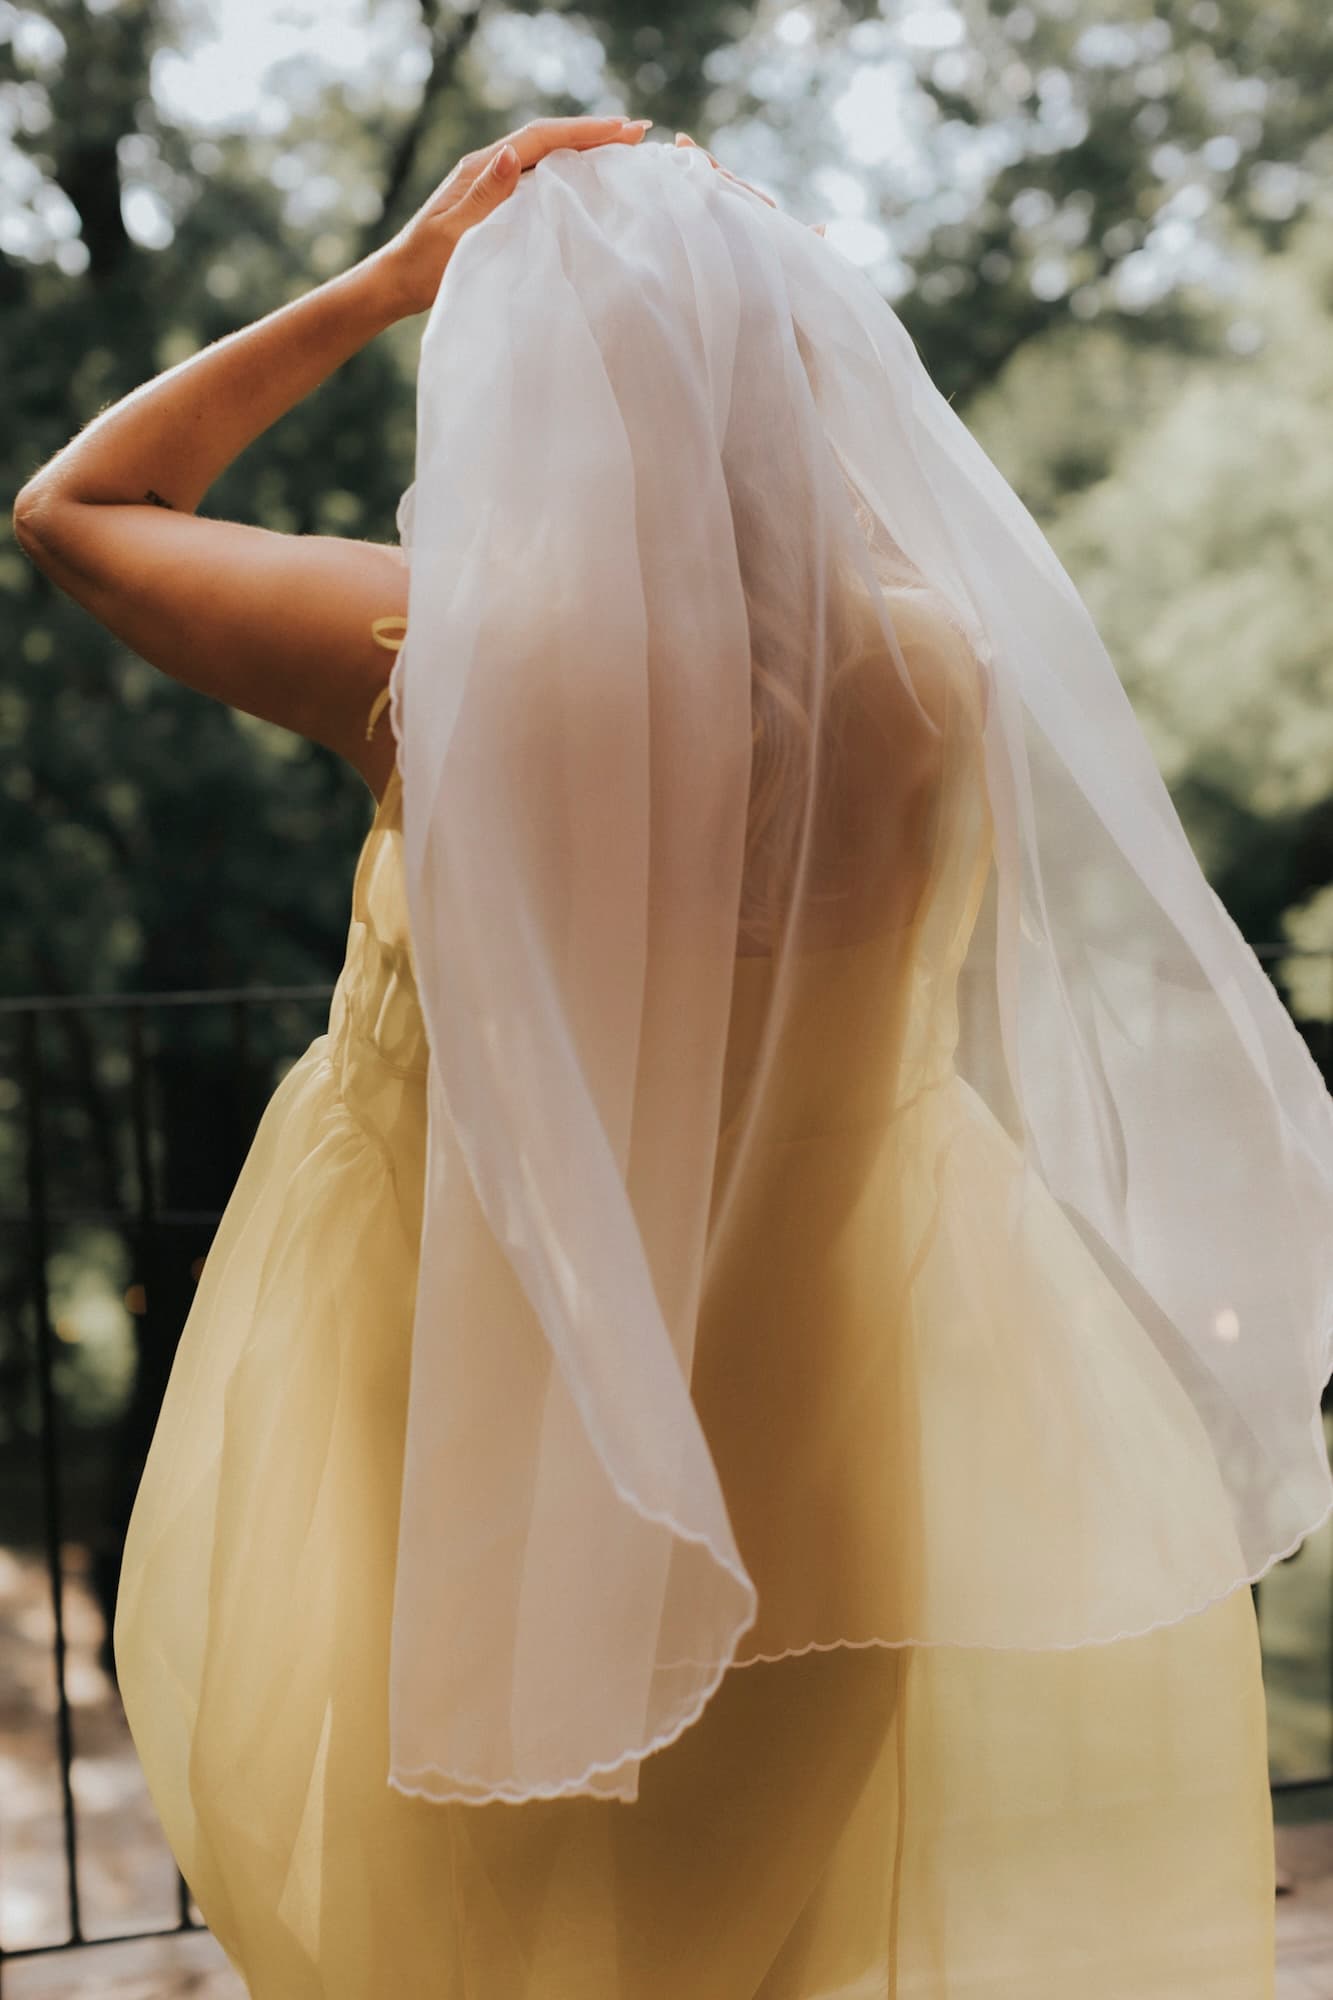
[12,481,49,559]
[12,483,83,585]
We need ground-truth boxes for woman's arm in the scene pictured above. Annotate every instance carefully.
[12,114,650,801]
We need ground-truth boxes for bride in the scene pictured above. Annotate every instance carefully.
[17,112,1331,2000]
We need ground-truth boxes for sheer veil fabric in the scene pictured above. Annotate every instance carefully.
[384,138,1333,1809]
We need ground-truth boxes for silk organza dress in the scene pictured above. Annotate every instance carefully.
[111,607,1279,2000]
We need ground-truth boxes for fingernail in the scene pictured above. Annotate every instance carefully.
[495,144,517,174]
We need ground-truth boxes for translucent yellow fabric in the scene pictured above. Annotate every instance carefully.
[114,700,1280,1996]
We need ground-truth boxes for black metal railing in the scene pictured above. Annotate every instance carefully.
[0,980,334,1985]
[1,952,1331,1979]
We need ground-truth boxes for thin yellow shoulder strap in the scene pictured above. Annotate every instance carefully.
[366,615,407,742]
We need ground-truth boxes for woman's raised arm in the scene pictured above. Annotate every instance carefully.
[12,114,651,799]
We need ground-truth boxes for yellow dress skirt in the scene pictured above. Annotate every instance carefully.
[114,738,1279,1998]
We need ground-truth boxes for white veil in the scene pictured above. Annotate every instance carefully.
[384,138,1333,1807]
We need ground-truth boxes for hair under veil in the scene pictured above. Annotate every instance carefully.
[384,138,1333,1809]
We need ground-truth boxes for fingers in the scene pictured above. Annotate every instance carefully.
[465,142,520,213]
[500,114,652,175]
[447,115,650,234]
[673,131,778,208]
[675,127,823,233]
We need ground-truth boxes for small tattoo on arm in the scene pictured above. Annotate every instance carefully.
[144,488,175,509]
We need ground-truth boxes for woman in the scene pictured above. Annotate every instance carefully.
[17,119,1333,1997]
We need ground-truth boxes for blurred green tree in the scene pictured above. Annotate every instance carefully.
[965,202,1333,1032]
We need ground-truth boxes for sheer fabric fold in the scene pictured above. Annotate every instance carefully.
[385,139,1333,1807]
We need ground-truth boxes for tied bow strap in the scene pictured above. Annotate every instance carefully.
[366,615,408,741]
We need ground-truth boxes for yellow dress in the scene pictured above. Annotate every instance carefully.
[114,667,1279,1998]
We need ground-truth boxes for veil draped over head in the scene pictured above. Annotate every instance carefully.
[384,139,1333,1807]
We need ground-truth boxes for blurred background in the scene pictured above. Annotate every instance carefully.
[2,0,1332,1991]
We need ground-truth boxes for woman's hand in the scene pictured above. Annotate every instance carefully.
[384,115,653,317]
[672,132,827,237]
